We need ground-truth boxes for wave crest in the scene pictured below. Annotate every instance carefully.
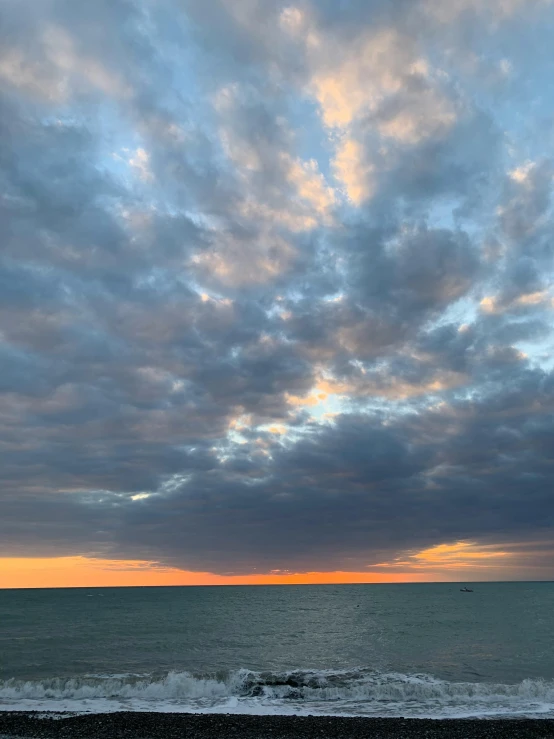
[2,668,554,706]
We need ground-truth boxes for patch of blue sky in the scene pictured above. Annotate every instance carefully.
[515,333,554,372]
[424,295,481,332]
[475,30,554,166]
[156,473,193,496]
[304,392,347,424]
[421,197,464,231]
[423,19,554,176]
[138,2,203,105]
[226,428,250,447]
[344,395,420,419]
[88,105,145,182]
[287,95,334,181]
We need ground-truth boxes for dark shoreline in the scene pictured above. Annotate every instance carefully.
[1,712,554,739]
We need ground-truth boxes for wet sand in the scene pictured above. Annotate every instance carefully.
[1,712,554,739]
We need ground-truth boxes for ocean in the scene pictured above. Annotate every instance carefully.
[1,582,554,719]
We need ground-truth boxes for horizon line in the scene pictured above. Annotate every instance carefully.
[2,579,553,591]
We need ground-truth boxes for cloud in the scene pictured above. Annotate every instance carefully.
[499,159,554,244]
[1,0,554,578]
[423,0,553,24]
[333,138,374,205]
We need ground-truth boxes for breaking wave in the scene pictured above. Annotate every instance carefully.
[2,668,554,718]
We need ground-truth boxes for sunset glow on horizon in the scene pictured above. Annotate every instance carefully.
[0,558,428,589]
[2,540,549,589]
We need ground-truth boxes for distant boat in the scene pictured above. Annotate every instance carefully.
[460,586,473,592]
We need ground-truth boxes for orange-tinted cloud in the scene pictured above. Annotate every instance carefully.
[412,541,510,566]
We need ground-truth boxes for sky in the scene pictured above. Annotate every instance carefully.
[1,0,554,588]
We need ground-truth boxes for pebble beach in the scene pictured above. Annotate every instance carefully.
[1,713,554,739]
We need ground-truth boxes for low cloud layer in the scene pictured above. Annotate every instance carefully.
[1,0,554,576]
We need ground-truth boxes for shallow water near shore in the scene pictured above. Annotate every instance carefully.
[1,582,554,718]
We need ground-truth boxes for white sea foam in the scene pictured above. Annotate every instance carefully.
[1,669,554,718]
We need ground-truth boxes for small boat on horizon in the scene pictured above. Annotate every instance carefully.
[460,586,473,592]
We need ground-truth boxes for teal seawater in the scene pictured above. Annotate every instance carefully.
[0,583,553,717]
